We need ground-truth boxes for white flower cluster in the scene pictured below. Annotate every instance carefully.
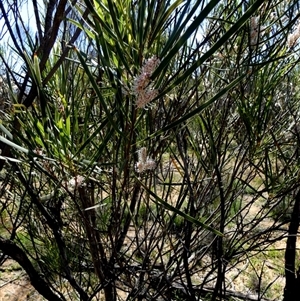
[132,56,160,109]
[288,23,300,48]
[135,147,156,173]
[66,175,85,190]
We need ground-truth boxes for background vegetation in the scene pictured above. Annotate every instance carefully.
[1,0,300,300]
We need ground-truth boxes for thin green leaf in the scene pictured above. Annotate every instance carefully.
[0,136,29,154]
[161,0,218,59]
[153,0,264,91]
[75,48,122,135]
[0,124,13,139]
[138,178,223,236]
[146,73,246,141]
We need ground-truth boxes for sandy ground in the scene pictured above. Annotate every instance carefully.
[0,260,45,301]
[0,196,288,300]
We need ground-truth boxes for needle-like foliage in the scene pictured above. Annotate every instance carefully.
[0,0,300,300]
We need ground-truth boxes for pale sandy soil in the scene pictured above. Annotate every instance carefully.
[0,260,45,301]
[0,167,290,300]
[0,241,287,301]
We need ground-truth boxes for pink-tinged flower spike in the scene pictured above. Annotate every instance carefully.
[288,23,300,48]
[136,88,159,109]
[141,56,160,75]
[132,72,151,95]
[250,16,260,47]
[132,56,160,108]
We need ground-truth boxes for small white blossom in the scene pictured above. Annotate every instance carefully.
[138,147,147,163]
[34,148,44,156]
[144,158,156,170]
[136,147,156,173]
[136,161,146,173]
[67,175,85,189]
